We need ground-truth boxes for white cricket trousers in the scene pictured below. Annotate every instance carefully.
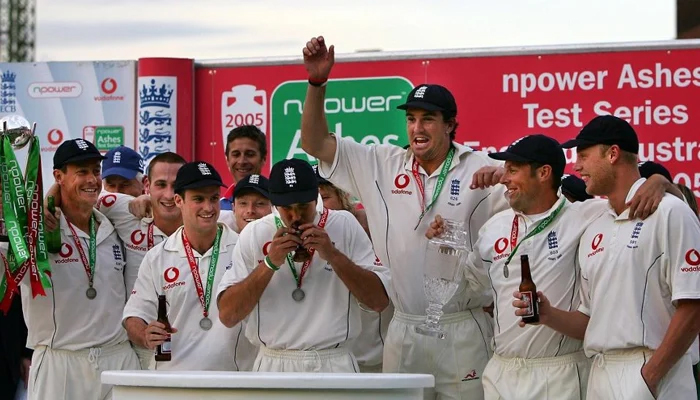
[483,350,590,399]
[587,348,695,399]
[383,309,494,400]
[28,341,139,400]
[253,346,359,373]
[133,344,154,369]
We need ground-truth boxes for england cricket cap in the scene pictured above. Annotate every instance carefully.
[174,161,226,192]
[268,158,319,207]
[53,138,106,170]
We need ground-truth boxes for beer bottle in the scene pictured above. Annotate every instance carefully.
[519,254,539,324]
[46,196,62,253]
[155,294,172,362]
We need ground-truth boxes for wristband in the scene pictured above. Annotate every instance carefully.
[264,255,280,271]
[308,77,328,87]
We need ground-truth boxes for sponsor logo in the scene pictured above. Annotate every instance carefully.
[262,241,271,256]
[131,230,145,245]
[270,77,413,164]
[42,129,65,152]
[90,126,124,152]
[28,82,82,98]
[162,281,185,291]
[95,78,124,101]
[493,237,510,261]
[462,369,479,381]
[100,194,117,208]
[587,233,604,258]
[684,249,700,269]
[164,267,180,283]
[392,174,413,195]
[55,243,80,263]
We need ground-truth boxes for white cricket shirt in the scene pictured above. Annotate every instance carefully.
[466,196,608,358]
[578,179,700,358]
[97,192,169,296]
[318,137,508,315]
[216,210,391,351]
[21,210,129,351]
[97,192,237,296]
[123,224,256,371]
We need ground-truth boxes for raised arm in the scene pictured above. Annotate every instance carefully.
[300,35,337,164]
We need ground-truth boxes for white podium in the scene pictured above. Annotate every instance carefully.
[102,371,434,400]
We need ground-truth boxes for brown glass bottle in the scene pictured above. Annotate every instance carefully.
[155,294,172,362]
[519,255,539,324]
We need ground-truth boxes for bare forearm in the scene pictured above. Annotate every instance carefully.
[545,308,590,340]
[300,85,335,163]
[326,250,389,312]
[218,263,274,328]
[124,317,148,348]
[644,301,700,384]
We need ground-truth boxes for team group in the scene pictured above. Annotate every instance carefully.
[8,35,700,400]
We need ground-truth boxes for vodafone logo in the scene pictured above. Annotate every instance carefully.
[101,194,116,208]
[262,241,271,256]
[131,230,145,245]
[392,174,413,195]
[394,174,410,189]
[59,243,73,258]
[685,249,700,267]
[101,78,117,94]
[494,238,508,254]
[47,129,64,145]
[164,267,180,283]
[591,234,603,250]
[588,233,605,258]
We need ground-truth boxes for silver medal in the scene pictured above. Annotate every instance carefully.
[199,317,213,331]
[292,288,305,302]
[86,287,97,299]
[503,264,509,278]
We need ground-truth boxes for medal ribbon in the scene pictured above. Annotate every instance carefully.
[412,146,455,227]
[504,198,566,266]
[182,226,222,318]
[147,222,155,250]
[67,215,97,288]
[274,208,329,289]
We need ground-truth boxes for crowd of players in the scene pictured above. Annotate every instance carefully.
[1,35,700,400]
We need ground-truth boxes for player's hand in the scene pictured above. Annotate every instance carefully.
[44,206,60,231]
[144,321,177,350]
[471,166,504,189]
[129,194,152,219]
[298,223,336,260]
[627,174,666,220]
[425,215,445,239]
[512,290,551,327]
[303,36,335,81]
[267,227,302,267]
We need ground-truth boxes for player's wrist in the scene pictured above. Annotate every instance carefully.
[264,255,280,271]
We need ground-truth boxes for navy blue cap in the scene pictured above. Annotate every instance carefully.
[396,84,457,114]
[268,159,319,207]
[102,146,144,180]
[489,134,566,177]
[561,174,593,202]
[53,138,106,170]
[174,161,226,192]
[233,174,270,200]
[638,161,672,182]
[561,115,639,154]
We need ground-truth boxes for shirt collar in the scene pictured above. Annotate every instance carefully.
[607,178,646,220]
[403,142,474,176]
[514,195,568,224]
[164,223,236,257]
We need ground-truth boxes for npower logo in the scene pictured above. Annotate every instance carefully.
[270,76,413,164]
[28,82,83,99]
